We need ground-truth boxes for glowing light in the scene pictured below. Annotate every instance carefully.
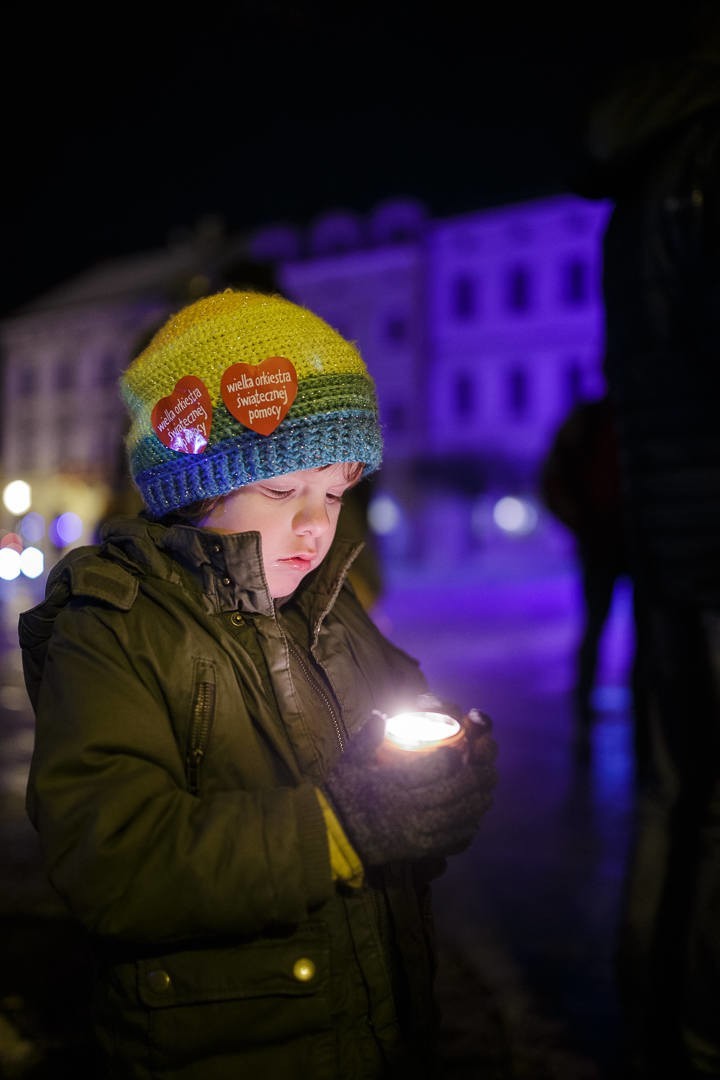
[0,548,21,580]
[3,480,32,515]
[50,511,83,547]
[383,710,461,751]
[19,546,44,579]
[0,532,23,552]
[492,496,538,536]
[368,495,401,535]
[19,512,44,543]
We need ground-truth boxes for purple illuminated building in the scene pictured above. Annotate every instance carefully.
[263,195,612,575]
[0,194,611,581]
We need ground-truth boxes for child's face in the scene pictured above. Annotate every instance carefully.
[198,464,359,598]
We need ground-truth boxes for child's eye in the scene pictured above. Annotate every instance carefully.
[326,492,344,504]
[263,486,293,499]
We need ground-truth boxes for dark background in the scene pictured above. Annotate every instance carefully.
[1,4,692,316]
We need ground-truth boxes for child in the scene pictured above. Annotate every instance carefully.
[19,290,498,1079]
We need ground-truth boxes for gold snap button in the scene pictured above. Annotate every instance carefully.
[292,957,316,982]
[147,969,172,993]
[230,612,244,627]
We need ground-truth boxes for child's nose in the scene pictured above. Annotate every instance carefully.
[294,500,330,536]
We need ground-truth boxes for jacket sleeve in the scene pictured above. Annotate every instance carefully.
[25,603,335,945]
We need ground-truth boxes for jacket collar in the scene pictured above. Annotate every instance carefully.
[99,515,363,625]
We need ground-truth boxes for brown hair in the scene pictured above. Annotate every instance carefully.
[160,462,365,527]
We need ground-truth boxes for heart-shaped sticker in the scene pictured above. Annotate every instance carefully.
[221,357,298,436]
[151,375,213,454]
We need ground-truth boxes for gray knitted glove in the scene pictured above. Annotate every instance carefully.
[325,711,498,866]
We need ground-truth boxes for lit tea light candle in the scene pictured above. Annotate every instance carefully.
[383,710,463,752]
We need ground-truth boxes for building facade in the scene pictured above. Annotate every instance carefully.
[0,193,611,584]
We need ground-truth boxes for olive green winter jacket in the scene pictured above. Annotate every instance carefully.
[19,515,440,1079]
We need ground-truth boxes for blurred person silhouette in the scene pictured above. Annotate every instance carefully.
[540,392,630,758]
[18,289,498,1079]
[573,6,720,1076]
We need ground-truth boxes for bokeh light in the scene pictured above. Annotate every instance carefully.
[0,548,21,580]
[3,480,32,515]
[19,546,44,578]
[50,511,83,547]
[0,532,23,553]
[19,511,45,543]
[368,494,402,535]
[492,496,539,536]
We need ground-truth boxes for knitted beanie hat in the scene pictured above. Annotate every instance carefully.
[120,289,383,518]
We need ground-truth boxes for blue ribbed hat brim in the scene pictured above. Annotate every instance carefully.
[133,411,383,519]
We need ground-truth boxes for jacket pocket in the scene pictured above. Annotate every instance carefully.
[130,925,334,1073]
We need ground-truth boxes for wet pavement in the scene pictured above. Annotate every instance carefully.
[0,558,637,1078]
[377,562,636,1079]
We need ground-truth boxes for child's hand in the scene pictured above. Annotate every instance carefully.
[324,714,497,867]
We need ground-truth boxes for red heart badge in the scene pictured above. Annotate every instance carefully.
[221,357,298,436]
[151,375,213,454]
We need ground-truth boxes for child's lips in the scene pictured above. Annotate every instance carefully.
[279,553,315,570]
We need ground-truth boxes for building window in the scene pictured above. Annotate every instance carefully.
[16,367,37,397]
[384,225,415,244]
[54,358,77,392]
[97,353,119,387]
[95,416,123,468]
[454,372,475,419]
[384,314,408,345]
[452,274,478,321]
[507,366,529,418]
[21,439,35,470]
[562,257,589,306]
[55,411,73,447]
[506,265,532,313]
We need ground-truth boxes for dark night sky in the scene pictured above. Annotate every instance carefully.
[1,4,688,317]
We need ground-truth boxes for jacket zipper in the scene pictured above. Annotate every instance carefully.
[286,637,345,752]
[186,677,216,796]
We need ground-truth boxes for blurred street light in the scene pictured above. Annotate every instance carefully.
[3,480,32,516]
